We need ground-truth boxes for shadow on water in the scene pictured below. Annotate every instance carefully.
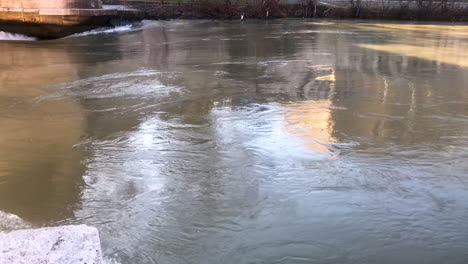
[0,33,130,226]
[0,20,468,263]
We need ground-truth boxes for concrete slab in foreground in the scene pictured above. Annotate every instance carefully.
[0,225,103,264]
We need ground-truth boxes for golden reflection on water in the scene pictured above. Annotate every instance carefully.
[356,23,468,37]
[355,23,468,68]
[283,67,336,154]
[284,100,335,153]
[315,72,336,82]
[305,65,336,85]
[303,22,337,26]
[358,43,468,68]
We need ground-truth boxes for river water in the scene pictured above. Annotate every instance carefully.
[1,20,467,263]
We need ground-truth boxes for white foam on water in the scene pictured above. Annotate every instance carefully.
[66,20,163,38]
[0,31,37,41]
[70,24,135,37]
[0,211,31,231]
[104,256,123,264]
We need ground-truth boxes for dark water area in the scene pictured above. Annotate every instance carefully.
[0,20,467,263]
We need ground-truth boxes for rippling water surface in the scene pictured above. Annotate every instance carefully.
[1,20,468,264]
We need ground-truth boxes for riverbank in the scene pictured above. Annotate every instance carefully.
[2,1,466,39]
[103,0,468,21]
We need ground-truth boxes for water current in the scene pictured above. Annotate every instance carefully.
[0,19,467,264]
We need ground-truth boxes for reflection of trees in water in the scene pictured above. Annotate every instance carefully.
[330,39,468,149]
[177,22,468,153]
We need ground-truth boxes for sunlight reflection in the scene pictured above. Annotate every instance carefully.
[282,65,337,154]
[358,43,468,68]
[356,23,468,68]
[284,100,335,153]
[356,23,468,37]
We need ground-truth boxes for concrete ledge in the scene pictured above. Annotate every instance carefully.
[0,6,142,38]
[0,225,103,264]
[0,7,117,16]
[39,8,117,16]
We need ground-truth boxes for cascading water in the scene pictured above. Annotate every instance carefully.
[0,31,36,41]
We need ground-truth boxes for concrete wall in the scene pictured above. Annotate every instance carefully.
[0,0,102,9]
[0,0,141,39]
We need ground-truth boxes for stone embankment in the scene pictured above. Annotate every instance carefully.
[0,225,103,264]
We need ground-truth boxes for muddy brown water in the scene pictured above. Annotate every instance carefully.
[0,20,467,264]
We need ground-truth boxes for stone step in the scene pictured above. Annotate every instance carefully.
[0,225,103,264]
